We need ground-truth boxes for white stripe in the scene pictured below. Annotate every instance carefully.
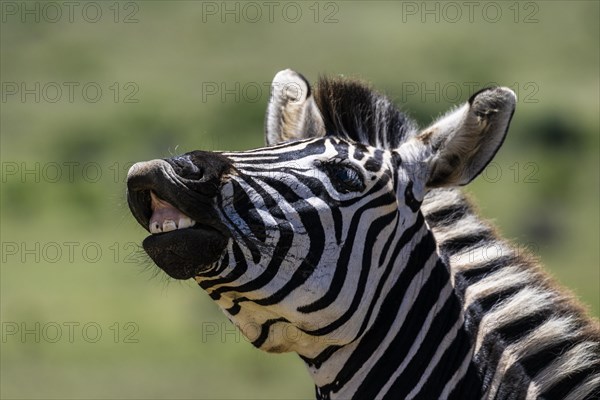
[463,266,532,309]
[489,317,579,400]
[405,317,465,400]
[322,232,434,395]
[474,287,554,354]
[530,341,598,395]
[439,350,474,399]
[564,374,600,400]
[375,278,455,399]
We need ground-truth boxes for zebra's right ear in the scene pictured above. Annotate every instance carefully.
[264,69,325,146]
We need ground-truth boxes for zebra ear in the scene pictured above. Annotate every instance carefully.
[264,69,325,146]
[408,87,516,188]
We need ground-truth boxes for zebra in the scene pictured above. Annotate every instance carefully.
[126,69,600,399]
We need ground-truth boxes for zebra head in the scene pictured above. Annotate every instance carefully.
[126,70,516,356]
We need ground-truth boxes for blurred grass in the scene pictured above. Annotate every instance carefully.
[1,1,598,399]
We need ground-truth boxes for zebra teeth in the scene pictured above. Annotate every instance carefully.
[162,220,177,232]
[148,217,197,234]
[148,191,197,234]
[150,221,162,234]
[149,217,196,234]
[178,217,195,229]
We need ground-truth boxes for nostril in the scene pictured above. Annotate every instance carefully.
[173,155,203,180]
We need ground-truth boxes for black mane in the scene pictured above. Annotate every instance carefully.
[313,77,417,149]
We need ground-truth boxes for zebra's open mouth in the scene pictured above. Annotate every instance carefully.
[126,160,230,280]
[141,191,228,279]
[148,191,197,233]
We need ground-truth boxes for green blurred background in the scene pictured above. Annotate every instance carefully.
[1,1,598,399]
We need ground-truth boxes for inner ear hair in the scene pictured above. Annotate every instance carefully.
[264,69,325,146]
[420,87,516,188]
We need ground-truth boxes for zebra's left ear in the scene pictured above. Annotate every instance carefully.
[403,87,516,189]
[264,69,325,146]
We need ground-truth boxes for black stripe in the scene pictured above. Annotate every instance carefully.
[404,181,422,212]
[464,286,526,392]
[230,139,327,160]
[438,230,494,255]
[353,260,453,399]
[496,311,550,344]
[219,179,262,264]
[297,194,397,314]
[248,177,325,307]
[477,285,524,314]
[542,364,600,399]
[448,360,483,400]
[458,254,519,285]
[230,179,267,242]
[200,251,229,278]
[301,345,343,369]
[287,170,338,204]
[225,137,320,155]
[519,338,579,380]
[378,212,400,267]
[234,165,314,173]
[204,175,294,303]
[317,231,436,396]
[473,332,507,395]
[286,167,375,245]
[387,315,476,400]
[491,371,530,400]
[425,203,469,228]
[354,214,426,339]
[226,302,241,315]
[449,361,484,399]
[251,317,288,348]
[304,213,426,336]
[201,243,247,293]
[332,207,343,245]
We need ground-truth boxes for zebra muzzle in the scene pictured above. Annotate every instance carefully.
[126,159,230,279]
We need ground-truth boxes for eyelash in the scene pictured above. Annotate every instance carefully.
[319,159,365,194]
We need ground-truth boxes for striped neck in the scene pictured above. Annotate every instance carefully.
[303,217,479,399]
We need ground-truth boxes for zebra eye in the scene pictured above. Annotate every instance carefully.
[323,162,365,194]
